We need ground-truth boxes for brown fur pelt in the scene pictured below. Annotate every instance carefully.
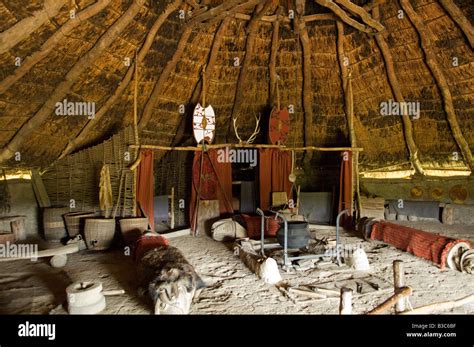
[136,245,205,314]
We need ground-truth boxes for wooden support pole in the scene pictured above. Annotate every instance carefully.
[139,27,193,129]
[438,0,474,49]
[372,7,424,176]
[0,0,146,165]
[339,287,353,314]
[367,286,412,315]
[336,21,361,216]
[399,0,474,172]
[0,0,112,94]
[58,0,182,160]
[393,260,406,313]
[0,0,67,54]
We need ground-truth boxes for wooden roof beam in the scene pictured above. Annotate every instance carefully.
[58,0,182,160]
[0,0,146,165]
[269,7,282,107]
[0,0,68,54]
[226,0,276,142]
[0,0,112,95]
[138,27,194,129]
[399,0,473,171]
[314,0,377,33]
[334,0,384,32]
[438,0,474,49]
[372,7,424,175]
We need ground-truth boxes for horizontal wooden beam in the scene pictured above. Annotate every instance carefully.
[130,144,364,152]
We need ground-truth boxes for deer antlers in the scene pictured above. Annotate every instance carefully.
[233,114,261,144]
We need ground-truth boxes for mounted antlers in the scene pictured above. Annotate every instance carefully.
[233,114,261,144]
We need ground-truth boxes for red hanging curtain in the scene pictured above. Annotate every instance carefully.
[338,151,353,228]
[189,149,233,232]
[136,149,154,231]
[259,148,292,211]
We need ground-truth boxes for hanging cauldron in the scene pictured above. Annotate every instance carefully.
[276,220,310,249]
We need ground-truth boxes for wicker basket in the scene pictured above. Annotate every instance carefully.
[43,207,69,242]
[64,211,96,237]
[84,218,116,251]
[119,218,149,245]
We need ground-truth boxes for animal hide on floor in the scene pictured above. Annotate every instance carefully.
[135,236,205,314]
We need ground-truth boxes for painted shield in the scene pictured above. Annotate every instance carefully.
[193,103,216,144]
[269,107,290,145]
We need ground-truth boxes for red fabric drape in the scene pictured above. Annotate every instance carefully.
[338,151,352,227]
[190,149,233,232]
[136,150,154,231]
[258,149,292,211]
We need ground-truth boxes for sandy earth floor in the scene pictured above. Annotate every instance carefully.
[0,221,473,315]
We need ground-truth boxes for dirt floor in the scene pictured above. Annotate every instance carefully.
[0,221,473,315]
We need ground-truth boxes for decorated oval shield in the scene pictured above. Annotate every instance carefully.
[193,103,216,144]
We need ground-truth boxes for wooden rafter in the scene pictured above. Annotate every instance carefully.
[226,0,276,142]
[372,7,424,176]
[58,0,182,160]
[269,7,282,106]
[438,0,474,49]
[296,1,314,163]
[0,0,68,54]
[0,0,112,95]
[314,0,381,33]
[334,0,384,32]
[172,18,231,147]
[205,0,264,27]
[399,0,474,171]
[138,27,193,129]
[186,0,249,26]
[0,0,146,165]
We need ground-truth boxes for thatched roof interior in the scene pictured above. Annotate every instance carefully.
[0,0,472,174]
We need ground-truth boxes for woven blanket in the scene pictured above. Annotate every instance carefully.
[370,221,470,269]
[133,235,169,262]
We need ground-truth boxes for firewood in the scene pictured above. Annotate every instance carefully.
[367,286,412,314]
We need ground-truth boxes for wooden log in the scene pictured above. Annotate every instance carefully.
[314,0,374,33]
[139,27,193,129]
[438,0,474,49]
[0,0,67,54]
[334,0,384,31]
[400,293,474,315]
[339,287,353,314]
[367,286,412,314]
[399,0,474,171]
[226,0,276,142]
[58,0,180,159]
[372,7,424,176]
[0,0,146,164]
[0,0,112,95]
[393,260,406,313]
[289,287,327,299]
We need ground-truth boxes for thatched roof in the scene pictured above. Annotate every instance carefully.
[0,0,472,174]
